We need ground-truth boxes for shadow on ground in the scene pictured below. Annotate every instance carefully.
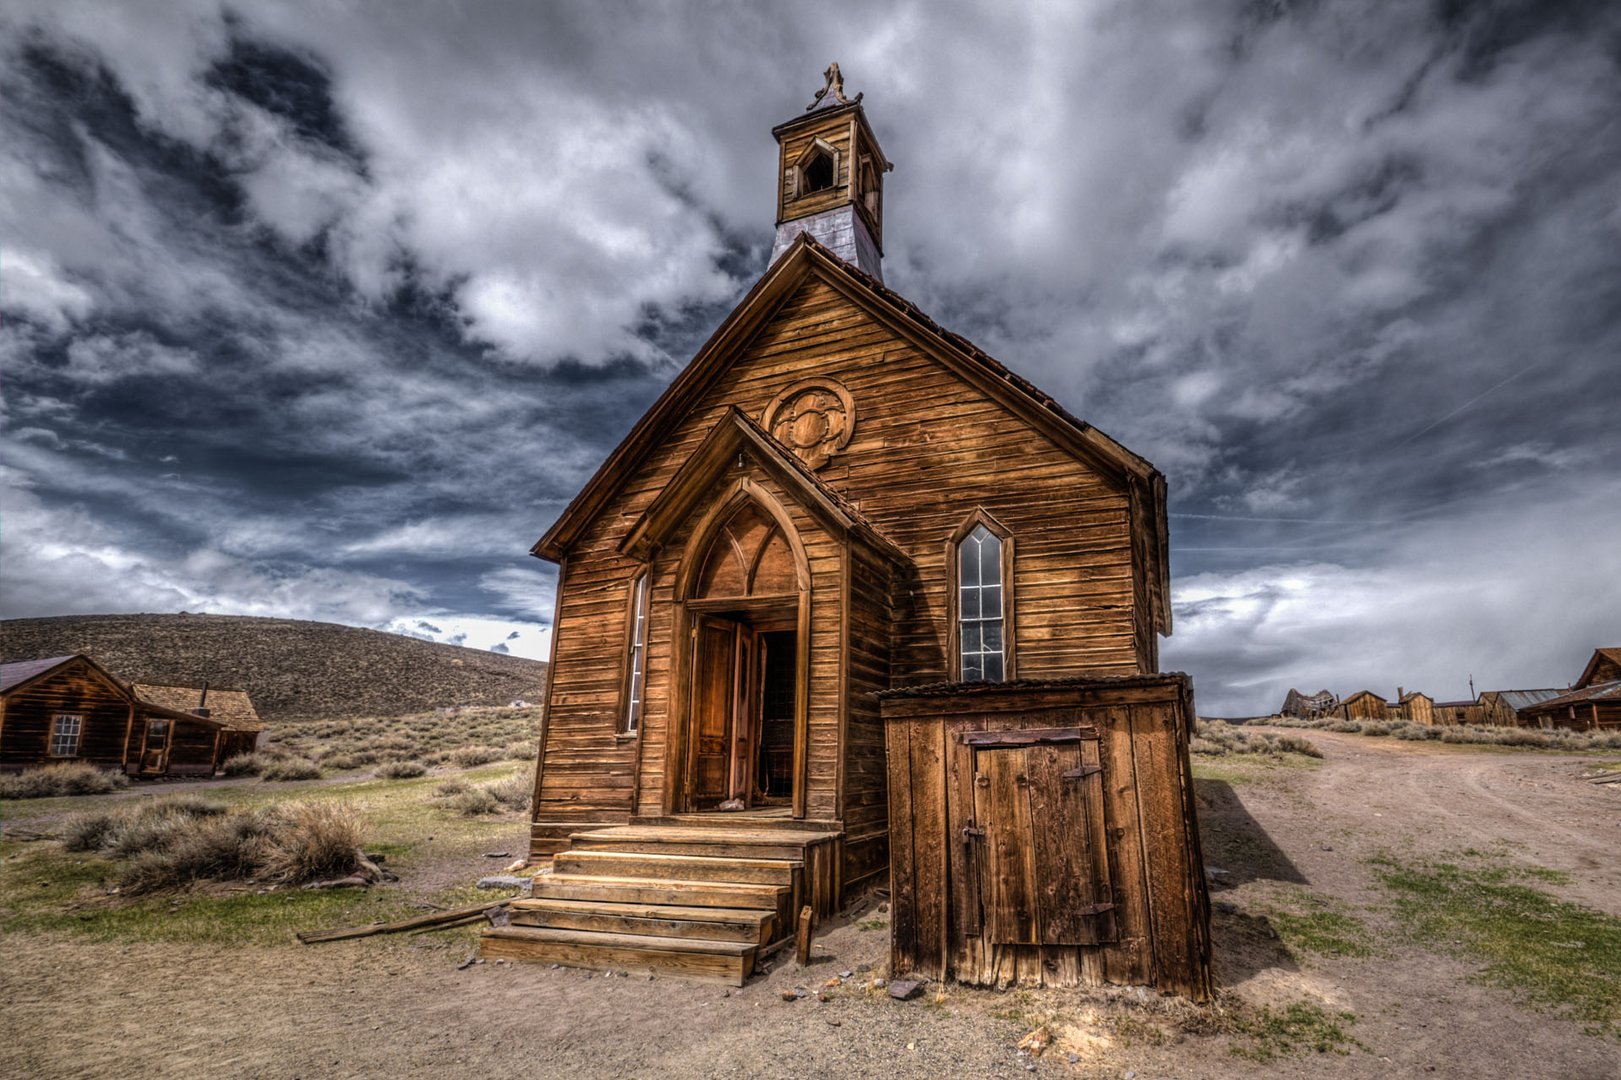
[1196,777,1306,985]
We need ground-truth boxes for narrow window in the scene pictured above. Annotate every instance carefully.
[623,573,649,733]
[803,150,835,192]
[958,525,1006,682]
[49,713,83,757]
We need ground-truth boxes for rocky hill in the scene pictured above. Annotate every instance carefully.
[0,613,547,722]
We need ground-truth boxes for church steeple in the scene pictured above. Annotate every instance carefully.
[769,63,892,280]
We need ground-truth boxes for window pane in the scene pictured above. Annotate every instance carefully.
[959,538,980,587]
[983,620,1003,652]
[962,654,983,681]
[979,529,1001,586]
[982,653,1004,683]
[981,584,1002,618]
[960,586,979,620]
[961,623,981,654]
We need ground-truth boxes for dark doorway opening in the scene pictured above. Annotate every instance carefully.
[755,631,796,802]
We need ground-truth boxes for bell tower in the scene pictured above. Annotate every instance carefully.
[769,63,892,280]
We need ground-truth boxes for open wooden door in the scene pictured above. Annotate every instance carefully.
[139,717,171,776]
[690,616,763,809]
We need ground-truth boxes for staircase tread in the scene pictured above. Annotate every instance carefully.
[563,850,803,868]
[481,925,755,955]
[572,826,835,844]
[543,873,787,892]
[510,898,774,922]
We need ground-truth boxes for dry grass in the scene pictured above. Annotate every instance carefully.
[375,760,427,779]
[1193,721,1323,759]
[260,758,322,782]
[436,768,533,816]
[269,705,543,772]
[1270,715,1621,750]
[0,762,130,799]
[60,796,365,893]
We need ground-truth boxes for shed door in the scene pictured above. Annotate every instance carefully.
[972,735,1115,945]
[139,718,171,775]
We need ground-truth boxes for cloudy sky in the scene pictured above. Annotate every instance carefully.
[2,1,1617,713]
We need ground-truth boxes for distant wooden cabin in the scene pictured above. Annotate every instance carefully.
[486,69,1209,997]
[1478,689,1562,728]
[1338,690,1389,722]
[1393,689,1434,725]
[1433,700,1484,725]
[1523,648,1621,731]
[129,684,265,777]
[0,655,134,773]
[1280,687,1337,719]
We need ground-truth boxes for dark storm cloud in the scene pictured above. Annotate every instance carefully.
[1,1,1617,698]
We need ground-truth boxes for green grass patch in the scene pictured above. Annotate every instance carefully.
[1372,853,1621,1038]
[857,917,888,932]
[1229,1000,1363,1061]
[1268,904,1374,960]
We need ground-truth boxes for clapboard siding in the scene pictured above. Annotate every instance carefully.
[0,658,133,773]
[533,267,1157,884]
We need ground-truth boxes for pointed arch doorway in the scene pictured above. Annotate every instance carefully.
[673,485,811,816]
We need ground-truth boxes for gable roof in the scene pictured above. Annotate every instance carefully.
[131,684,264,731]
[1576,647,1621,689]
[1481,689,1563,711]
[620,406,907,566]
[1,654,131,699]
[1340,689,1384,704]
[534,233,1170,626]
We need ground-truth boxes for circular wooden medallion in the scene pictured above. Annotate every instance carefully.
[761,378,855,471]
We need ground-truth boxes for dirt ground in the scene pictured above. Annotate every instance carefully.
[3,731,1619,1079]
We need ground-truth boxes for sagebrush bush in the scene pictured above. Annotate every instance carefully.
[257,801,365,884]
[376,760,427,779]
[222,752,269,776]
[62,811,119,852]
[1192,721,1322,759]
[505,741,538,760]
[0,762,130,799]
[435,778,469,796]
[260,758,322,782]
[448,745,503,768]
[486,771,533,810]
[320,753,367,771]
[70,798,364,892]
[448,787,502,816]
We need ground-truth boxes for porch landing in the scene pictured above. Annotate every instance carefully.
[481,822,841,985]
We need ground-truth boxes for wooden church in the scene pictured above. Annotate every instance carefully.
[487,66,1210,998]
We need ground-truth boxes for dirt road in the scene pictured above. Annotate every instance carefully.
[2,732,1617,1079]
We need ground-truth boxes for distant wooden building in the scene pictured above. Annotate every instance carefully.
[485,68,1208,996]
[1433,700,1485,725]
[1522,648,1621,731]
[129,684,265,777]
[1478,689,1562,728]
[1393,689,1434,725]
[0,655,134,773]
[1338,690,1389,722]
[1280,687,1337,719]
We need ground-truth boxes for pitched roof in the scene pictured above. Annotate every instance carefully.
[1341,689,1383,703]
[1,656,79,693]
[1576,647,1621,689]
[1524,679,1621,712]
[131,684,264,731]
[619,406,907,566]
[1482,689,1564,711]
[1,654,130,699]
[533,233,1170,628]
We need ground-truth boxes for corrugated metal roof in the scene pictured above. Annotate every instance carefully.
[1490,689,1564,711]
[0,655,80,693]
[1528,679,1621,710]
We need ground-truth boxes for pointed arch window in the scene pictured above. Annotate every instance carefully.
[950,512,1016,682]
[621,572,649,734]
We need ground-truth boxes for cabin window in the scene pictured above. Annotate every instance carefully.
[958,524,1007,682]
[622,573,649,734]
[49,714,83,757]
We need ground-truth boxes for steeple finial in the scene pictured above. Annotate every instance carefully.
[807,62,862,111]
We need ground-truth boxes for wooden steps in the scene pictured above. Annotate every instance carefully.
[481,822,840,986]
[481,926,756,985]
[509,898,775,945]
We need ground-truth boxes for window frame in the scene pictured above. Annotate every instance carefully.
[48,713,84,758]
[947,509,1017,683]
[791,138,841,201]
[617,571,650,736]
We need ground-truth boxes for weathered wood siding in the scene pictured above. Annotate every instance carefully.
[165,716,221,776]
[534,271,1150,866]
[0,660,132,773]
[881,677,1211,999]
[1338,692,1389,722]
